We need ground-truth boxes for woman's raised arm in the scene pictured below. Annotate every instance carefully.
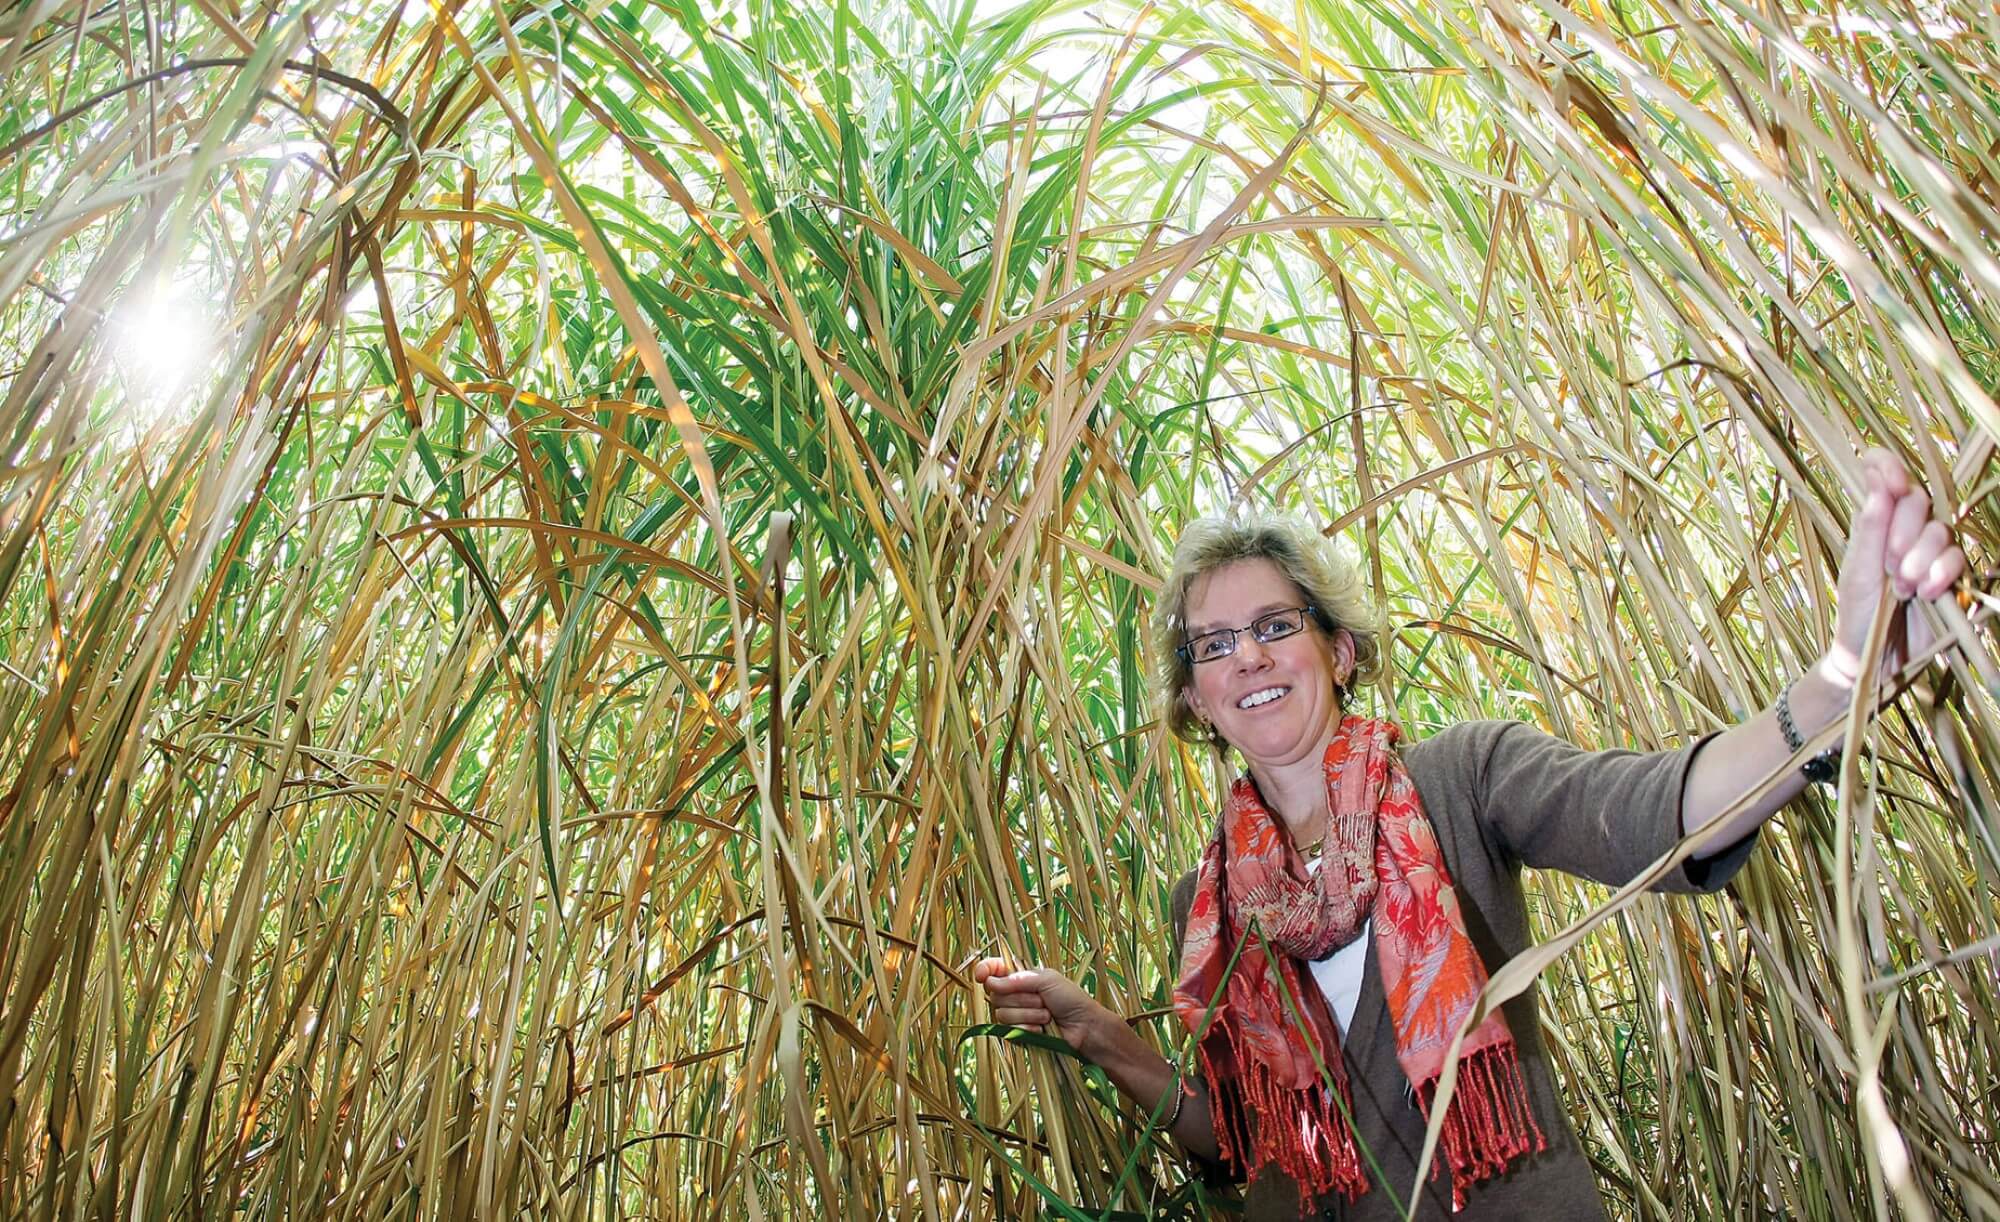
[1680,448,1967,854]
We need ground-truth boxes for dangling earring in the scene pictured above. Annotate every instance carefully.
[1196,714,1222,751]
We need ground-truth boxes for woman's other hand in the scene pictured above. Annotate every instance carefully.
[1821,447,1968,689]
[970,957,1220,1160]
[971,957,1107,1058]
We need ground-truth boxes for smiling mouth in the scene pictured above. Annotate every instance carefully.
[1236,686,1290,710]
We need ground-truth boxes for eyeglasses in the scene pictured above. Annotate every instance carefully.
[1176,606,1319,665]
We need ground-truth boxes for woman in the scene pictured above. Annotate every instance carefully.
[974,448,1968,1218]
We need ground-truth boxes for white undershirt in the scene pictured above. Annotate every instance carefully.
[1304,857,1370,1035]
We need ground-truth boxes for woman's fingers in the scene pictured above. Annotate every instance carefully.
[1861,446,1911,497]
[975,959,1058,1006]
[1845,488,1893,582]
[972,965,1101,1053]
[1827,449,1963,683]
[1921,546,1967,602]
[976,962,1054,1029]
[989,1004,1051,1029]
[980,967,1045,995]
[1882,502,1968,603]
[1883,488,1932,579]
[1897,521,1952,595]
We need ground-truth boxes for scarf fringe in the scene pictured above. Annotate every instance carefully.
[1415,1043,1547,1208]
[1200,1025,1368,1204]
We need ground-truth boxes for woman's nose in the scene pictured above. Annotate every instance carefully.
[1232,634,1274,668]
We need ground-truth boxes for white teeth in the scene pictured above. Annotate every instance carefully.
[1237,687,1288,710]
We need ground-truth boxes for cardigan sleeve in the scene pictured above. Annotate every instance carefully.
[1169,868,1199,981]
[1421,719,1758,894]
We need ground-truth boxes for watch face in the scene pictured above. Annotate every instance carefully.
[1804,752,1839,784]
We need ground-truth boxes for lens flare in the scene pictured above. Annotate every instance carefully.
[111,283,211,407]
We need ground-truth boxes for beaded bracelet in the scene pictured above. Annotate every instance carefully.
[1158,1070,1186,1131]
[1776,680,1841,784]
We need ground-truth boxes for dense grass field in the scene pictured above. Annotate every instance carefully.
[2,0,1998,1215]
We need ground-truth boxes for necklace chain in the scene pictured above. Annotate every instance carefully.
[1295,806,1332,861]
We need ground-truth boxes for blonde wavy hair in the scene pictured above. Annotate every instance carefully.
[1151,512,1382,751]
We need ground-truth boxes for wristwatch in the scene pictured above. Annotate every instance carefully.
[1776,680,1841,784]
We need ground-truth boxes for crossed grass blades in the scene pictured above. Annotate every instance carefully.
[1,0,1997,1215]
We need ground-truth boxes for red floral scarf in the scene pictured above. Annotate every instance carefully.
[1172,716,1543,1206]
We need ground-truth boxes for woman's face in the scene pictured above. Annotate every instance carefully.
[1180,557,1354,770]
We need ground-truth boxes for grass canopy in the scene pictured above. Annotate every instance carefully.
[1,0,1998,1214]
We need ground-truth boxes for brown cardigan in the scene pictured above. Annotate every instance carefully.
[1167,719,1757,1221]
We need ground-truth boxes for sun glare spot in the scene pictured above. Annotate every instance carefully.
[1827,13,1964,37]
[112,283,211,410]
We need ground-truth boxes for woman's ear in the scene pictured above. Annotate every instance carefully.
[1331,629,1357,689]
[1182,684,1210,727]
